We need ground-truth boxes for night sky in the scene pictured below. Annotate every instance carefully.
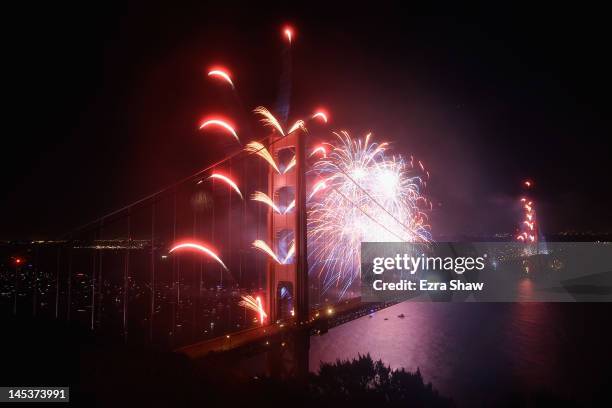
[2,2,611,239]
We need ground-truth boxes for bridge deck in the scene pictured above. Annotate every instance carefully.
[176,297,400,359]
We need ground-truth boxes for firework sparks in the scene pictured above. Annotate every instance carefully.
[249,106,307,175]
[288,119,306,134]
[209,173,243,199]
[251,191,282,214]
[199,119,240,144]
[285,199,296,213]
[284,155,297,173]
[239,295,267,325]
[250,191,295,214]
[517,180,537,243]
[309,180,328,199]
[283,26,294,43]
[207,68,235,88]
[284,241,295,263]
[253,106,306,137]
[252,240,282,264]
[254,106,285,136]
[308,131,431,298]
[309,146,327,158]
[252,239,294,264]
[244,137,295,175]
[195,27,436,314]
[169,242,228,271]
[244,141,281,174]
[312,111,328,123]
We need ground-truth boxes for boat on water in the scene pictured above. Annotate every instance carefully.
[398,314,405,318]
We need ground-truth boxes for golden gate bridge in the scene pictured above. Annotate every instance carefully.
[1,25,432,374]
[0,118,417,374]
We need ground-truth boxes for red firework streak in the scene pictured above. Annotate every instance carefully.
[516,180,538,244]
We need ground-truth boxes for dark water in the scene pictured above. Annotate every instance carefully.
[309,296,612,405]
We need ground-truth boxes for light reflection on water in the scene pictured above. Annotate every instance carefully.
[309,286,611,405]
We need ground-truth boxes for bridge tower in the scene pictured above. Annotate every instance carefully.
[265,128,309,324]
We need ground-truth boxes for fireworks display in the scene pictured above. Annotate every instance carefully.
[283,26,293,43]
[199,118,240,144]
[252,239,295,265]
[517,180,537,243]
[207,67,235,88]
[169,242,229,271]
[307,131,431,298]
[208,173,243,199]
[238,295,267,325]
[176,24,433,320]
[309,146,327,158]
[312,111,328,123]
[250,191,295,214]
[254,106,287,136]
[244,141,282,174]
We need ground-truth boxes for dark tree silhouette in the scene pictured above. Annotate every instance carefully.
[308,353,454,407]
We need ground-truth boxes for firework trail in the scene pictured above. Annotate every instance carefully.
[249,107,322,174]
[517,180,537,243]
[208,173,243,199]
[312,111,328,123]
[276,25,293,123]
[251,191,295,214]
[251,191,281,214]
[254,106,286,136]
[169,242,229,271]
[252,239,295,265]
[244,141,281,174]
[287,119,306,134]
[283,26,294,44]
[284,155,297,173]
[207,67,235,88]
[248,105,323,179]
[253,240,282,264]
[309,180,328,199]
[309,146,327,158]
[244,139,298,175]
[239,295,267,325]
[307,131,431,298]
[199,118,240,144]
[206,65,257,139]
[285,199,296,213]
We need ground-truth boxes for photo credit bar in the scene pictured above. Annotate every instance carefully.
[360,242,612,302]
